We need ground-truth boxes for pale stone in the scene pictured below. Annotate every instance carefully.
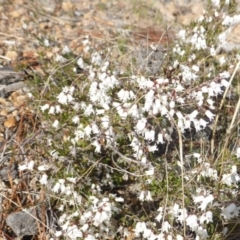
[5,51,18,62]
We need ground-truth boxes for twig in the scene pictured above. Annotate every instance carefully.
[211,60,240,154]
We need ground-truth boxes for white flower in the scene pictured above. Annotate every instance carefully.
[144,90,155,111]
[193,194,214,211]
[169,203,180,218]
[221,165,240,186]
[117,89,136,102]
[156,207,163,222]
[199,211,213,224]
[145,167,154,176]
[55,54,66,63]
[236,147,240,158]
[178,29,186,40]
[92,140,101,153]
[177,208,188,223]
[138,191,145,201]
[176,235,184,240]
[48,106,55,115]
[145,191,153,201]
[200,163,218,180]
[162,221,171,233]
[53,182,61,193]
[67,225,82,239]
[169,100,175,109]
[62,46,71,54]
[19,160,34,171]
[44,39,50,47]
[52,120,59,128]
[39,174,48,185]
[192,65,199,72]
[85,235,96,240]
[57,87,75,105]
[136,76,154,89]
[186,214,198,231]
[211,0,220,7]
[196,226,208,239]
[38,164,51,171]
[55,105,62,113]
[84,104,95,116]
[72,116,80,124]
[135,118,147,134]
[77,57,84,69]
[205,110,215,121]
[41,103,50,112]
[207,99,215,109]
[115,197,124,202]
[219,71,230,79]
[91,52,102,65]
[189,110,198,120]
[180,65,198,82]
[210,46,216,56]
[66,177,77,184]
[222,203,240,220]
[199,118,208,129]
[148,144,158,152]
[144,129,155,141]
[221,79,229,87]
[219,56,226,65]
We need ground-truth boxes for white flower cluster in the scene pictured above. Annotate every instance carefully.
[53,196,121,240]
[36,1,240,239]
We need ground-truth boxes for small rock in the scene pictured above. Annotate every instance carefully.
[6,207,41,238]
[62,1,74,11]
[5,51,18,62]
[0,97,8,106]
[0,109,8,116]
[4,116,16,128]
[37,0,56,13]
[0,164,18,182]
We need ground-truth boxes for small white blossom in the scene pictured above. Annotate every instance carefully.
[62,46,71,54]
[67,225,82,239]
[39,174,48,185]
[91,52,102,65]
[44,39,50,47]
[92,140,101,153]
[162,221,171,233]
[222,203,240,220]
[55,54,66,63]
[199,211,213,224]
[211,0,220,7]
[144,129,155,141]
[77,57,84,69]
[48,106,55,115]
[19,160,34,171]
[205,110,215,121]
[52,120,59,128]
[186,214,198,231]
[219,56,226,65]
[41,103,50,112]
[72,116,80,124]
[210,46,216,56]
[138,191,145,201]
[236,147,240,158]
[156,207,163,222]
[178,29,186,40]
[135,118,147,134]
[193,194,214,211]
[145,191,153,201]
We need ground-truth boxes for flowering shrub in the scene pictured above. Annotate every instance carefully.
[25,0,240,239]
